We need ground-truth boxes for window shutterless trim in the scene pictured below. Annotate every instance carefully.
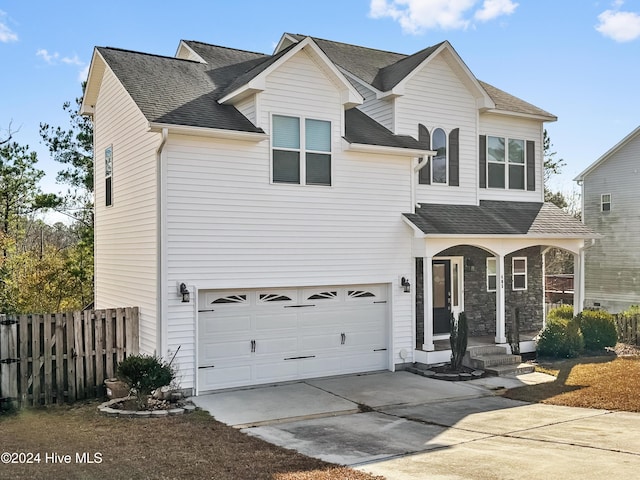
[512,257,527,291]
[601,193,611,212]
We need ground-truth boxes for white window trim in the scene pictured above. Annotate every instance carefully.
[431,127,448,185]
[601,193,611,212]
[270,113,332,187]
[512,257,527,291]
[487,136,526,190]
[486,257,496,292]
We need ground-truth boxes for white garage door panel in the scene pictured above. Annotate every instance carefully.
[198,285,389,392]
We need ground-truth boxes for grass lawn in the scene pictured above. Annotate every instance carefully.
[0,402,382,480]
[505,347,640,412]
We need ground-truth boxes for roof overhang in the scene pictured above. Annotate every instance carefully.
[149,122,268,141]
[344,140,434,157]
[219,37,363,108]
[80,49,107,116]
[483,108,558,123]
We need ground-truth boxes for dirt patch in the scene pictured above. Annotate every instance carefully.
[0,402,383,480]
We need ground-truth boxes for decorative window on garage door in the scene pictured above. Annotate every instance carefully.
[347,290,376,299]
[210,294,247,304]
[259,293,294,303]
[307,291,337,300]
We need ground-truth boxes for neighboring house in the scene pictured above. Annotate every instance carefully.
[575,126,640,313]
[81,33,594,394]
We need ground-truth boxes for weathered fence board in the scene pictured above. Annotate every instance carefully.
[0,308,139,407]
[616,313,639,346]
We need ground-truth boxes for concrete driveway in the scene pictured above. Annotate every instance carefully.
[192,371,640,479]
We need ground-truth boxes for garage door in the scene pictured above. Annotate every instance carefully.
[198,284,389,392]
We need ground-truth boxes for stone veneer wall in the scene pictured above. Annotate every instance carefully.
[416,245,544,339]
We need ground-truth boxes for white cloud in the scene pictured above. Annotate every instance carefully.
[37,48,88,82]
[36,48,59,64]
[369,0,518,33]
[596,9,640,42]
[0,10,18,42]
[474,0,518,22]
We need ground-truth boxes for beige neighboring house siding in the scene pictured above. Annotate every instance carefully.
[163,49,415,390]
[397,54,478,206]
[479,113,544,203]
[583,132,640,312]
[94,67,159,355]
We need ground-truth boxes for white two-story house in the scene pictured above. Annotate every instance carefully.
[81,33,594,394]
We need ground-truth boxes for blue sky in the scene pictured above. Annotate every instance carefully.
[1,0,639,216]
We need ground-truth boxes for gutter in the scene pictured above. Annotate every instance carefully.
[156,128,168,358]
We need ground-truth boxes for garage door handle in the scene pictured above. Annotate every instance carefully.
[284,304,316,308]
[251,340,256,353]
[341,333,346,345]
[198,365,215,369]
[284,355,316,360]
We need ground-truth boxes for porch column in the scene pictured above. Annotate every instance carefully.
[574,251,584,316]
[495,254,507,344]
[423,256,434,350]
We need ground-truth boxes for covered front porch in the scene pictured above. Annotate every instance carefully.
[403,201,597,365]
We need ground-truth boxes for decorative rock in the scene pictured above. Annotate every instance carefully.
[168,408,184,416]
[119,410,138,418]
[135,411,151,417]
[182,404,197,413]
[151,410,168,416]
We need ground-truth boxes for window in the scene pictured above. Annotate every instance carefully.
[272,115,331,186]
[432,128,447,184]
[487,136,525,190]
[105,145,113,206]
[601,193,611,212]
[512,257,527,290]
[487,257,497,292]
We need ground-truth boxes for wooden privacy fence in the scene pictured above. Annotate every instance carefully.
[0,307,139,407]
[616,313,639,346]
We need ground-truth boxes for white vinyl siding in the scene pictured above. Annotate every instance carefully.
[583,131,640,312]
[94,68,159,356]
[397,55,477,205]
[479,113,543,202]
[163,49,415,390]
[352,80,394,131]
[236,95,256,125]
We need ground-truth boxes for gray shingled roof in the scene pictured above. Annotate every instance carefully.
[97,46,264,132]
[478,81,556,119]
[344,108,425,150]
[404,201,595,237]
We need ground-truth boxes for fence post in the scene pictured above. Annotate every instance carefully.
[0,314,19,409]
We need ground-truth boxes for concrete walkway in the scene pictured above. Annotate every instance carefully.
[192,371,640,479]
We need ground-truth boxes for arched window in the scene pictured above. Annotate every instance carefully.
[432,128,447,184]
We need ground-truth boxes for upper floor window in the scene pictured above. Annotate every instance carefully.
[431,128,447,184]
[105,145,113,207]
[272,115,331,186]
[418,125,459,186]
[601,193,611,212]
[487,136,525,190]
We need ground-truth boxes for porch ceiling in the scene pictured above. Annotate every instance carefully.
[404,201,596,238]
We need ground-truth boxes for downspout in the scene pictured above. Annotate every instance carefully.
[412,155,430,214]
[156,128,168,358]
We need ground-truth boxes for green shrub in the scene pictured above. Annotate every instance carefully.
[537,318,584,358]
[547,304,575,322]
[116,354,175,408]
[576,310,617,351]
[623,305,640,316]
[449,311,468,370]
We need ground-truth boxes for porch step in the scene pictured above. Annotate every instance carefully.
[463,345,531,376]
[484,363,535,376]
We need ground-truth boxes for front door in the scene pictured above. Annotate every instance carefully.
[432,260,452,335]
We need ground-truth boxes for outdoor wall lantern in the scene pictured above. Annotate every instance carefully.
[465,258,475,272]
[401,277,411,293]
[178,282,190,303]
